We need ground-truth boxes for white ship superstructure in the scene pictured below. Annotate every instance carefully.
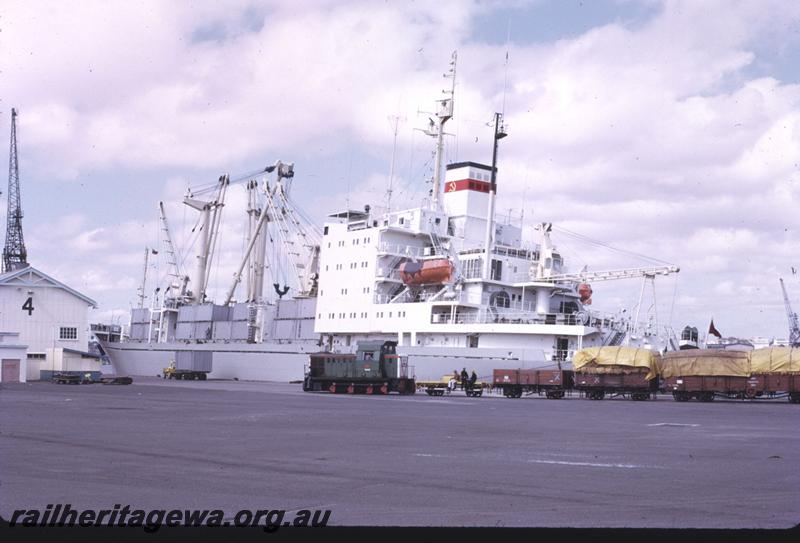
[313,161,677,379]
[313,53,678,379]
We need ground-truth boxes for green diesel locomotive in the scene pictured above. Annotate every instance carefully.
[303,340,416,395]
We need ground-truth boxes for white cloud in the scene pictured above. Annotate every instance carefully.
[2,0,800,338]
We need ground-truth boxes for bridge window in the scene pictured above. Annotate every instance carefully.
[492,291,510,309]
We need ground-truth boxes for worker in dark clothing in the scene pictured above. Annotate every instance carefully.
[469,370,478,390]
[460,368,469,390]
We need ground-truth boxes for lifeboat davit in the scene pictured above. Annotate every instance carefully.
[578,283,593,305]
[398,258,454,286]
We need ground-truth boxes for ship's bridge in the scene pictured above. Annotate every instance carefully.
[327,209,373,231]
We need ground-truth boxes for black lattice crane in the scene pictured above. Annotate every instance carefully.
[779,278,800,347]
[3,108,28,273]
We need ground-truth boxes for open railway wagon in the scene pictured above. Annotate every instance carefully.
[303,340,416,395]
[660,347,800,403]
[492,368,574,399]
[572,346,660,401]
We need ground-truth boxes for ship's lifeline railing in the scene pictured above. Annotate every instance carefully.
[458,245,538,259]
[375,268,404,282]
[429,309,617,327]
[377,242,439,258]
[373,291,620,318]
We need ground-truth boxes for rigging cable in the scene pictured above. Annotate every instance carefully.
[551,225,675,267]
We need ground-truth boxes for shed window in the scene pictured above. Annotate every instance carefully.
[60,327,78,340]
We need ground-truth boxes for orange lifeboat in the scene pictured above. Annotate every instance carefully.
[398,258,454,286]
[578,283,593,305]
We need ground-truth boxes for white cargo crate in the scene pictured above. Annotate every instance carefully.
[175,322,193,340]
[177,305,196,322]
[231,302,250,321]
[174,351,213,372]
[193,322,212,340]
[231,321,250,340]
[131,308,151,324]
[194,304,230,322]
[276,299,297,319]
[212,321,232,340]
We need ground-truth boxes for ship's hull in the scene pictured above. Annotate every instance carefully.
[99,340,321,382]
[100,338,573,383]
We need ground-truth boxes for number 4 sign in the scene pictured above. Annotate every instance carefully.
[22,296,34,315]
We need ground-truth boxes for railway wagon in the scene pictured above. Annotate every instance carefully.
[493,368,574,399]
[303,340,416,395]
[573,370,657,401]
[572,346,661,401]
[661,348,800,403]
[665,375,762,402]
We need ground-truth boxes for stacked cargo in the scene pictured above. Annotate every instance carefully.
[164,351,213,380]
[572,346,660,401]
[204,302,254,342]
[211,302,249,342]
[128,308,153,341]
[273,298,317,342]
[176,304,229,341]
[231,303,252,342]
[661,348,800,402]
[175,351,213,372]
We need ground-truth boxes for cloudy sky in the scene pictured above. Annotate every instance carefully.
[2,0,799,340]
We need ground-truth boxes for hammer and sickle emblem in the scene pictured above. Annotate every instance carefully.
[446,181,457,192]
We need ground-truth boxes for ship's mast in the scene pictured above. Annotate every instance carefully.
[482,112,507,281]
[183,174,229,304]
[137,247,150,309]
[426,51,457,211]
[245,179,261,302]
[386,115,404,213]
[3,108,28,273]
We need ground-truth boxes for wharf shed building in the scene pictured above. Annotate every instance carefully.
[0,266,99,381]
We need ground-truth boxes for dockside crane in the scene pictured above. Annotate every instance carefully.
[3,108,29,273]
[779,278,800,347]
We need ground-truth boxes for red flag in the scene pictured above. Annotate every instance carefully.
[708,319,722,339]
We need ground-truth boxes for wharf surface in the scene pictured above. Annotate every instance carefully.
[1,377,798,528]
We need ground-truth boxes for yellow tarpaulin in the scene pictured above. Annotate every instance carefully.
[572,346,660,380]
[748,347,800,374]
[658,349,750,378]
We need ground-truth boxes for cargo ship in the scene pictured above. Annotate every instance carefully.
[99,54,679,381]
